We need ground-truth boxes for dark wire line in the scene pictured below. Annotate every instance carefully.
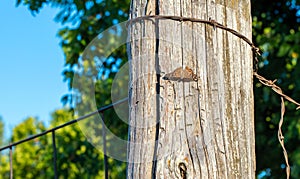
[100,111,108,179]
[0,97,128,151]
[9,145,13,179]
[52,131,58,179]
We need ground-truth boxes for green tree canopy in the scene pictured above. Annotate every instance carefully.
[0,108,126,178]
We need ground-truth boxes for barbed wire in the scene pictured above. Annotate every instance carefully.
[127,15,261,71]
[128,15,300,178]
[253,72,300,109]
[279,97,290,179]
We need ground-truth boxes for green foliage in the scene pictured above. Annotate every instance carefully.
[0,109,126,178]
[50,109,105,178]
[252,0,300,178]
[17,0,130,95]
[0,117,50,179]
[14,0,130,176]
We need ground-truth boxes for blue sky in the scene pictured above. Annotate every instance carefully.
[0,1,68,139]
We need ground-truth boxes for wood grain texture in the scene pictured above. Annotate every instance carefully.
[127,0,255,178]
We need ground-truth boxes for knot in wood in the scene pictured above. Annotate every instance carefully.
[178,162,187,179]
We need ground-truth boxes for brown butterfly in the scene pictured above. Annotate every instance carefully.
[163,66,198,82]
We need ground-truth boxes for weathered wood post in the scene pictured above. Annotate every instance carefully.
[127,0,255,178]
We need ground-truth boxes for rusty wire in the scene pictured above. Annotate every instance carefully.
[253,72,300,179]
[278,97,291,179]
[253,72,300,109]
[127,15,261,71]
[128,15,300,178]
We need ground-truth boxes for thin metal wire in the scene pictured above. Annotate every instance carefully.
[100,112,108,179]
[278,97,290,178]
[9,145,13,179]
[253,72,299,179]
[254,72,300,109]
[52,131,58,179]
[0,97,128,151]
[127,15,261,71]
